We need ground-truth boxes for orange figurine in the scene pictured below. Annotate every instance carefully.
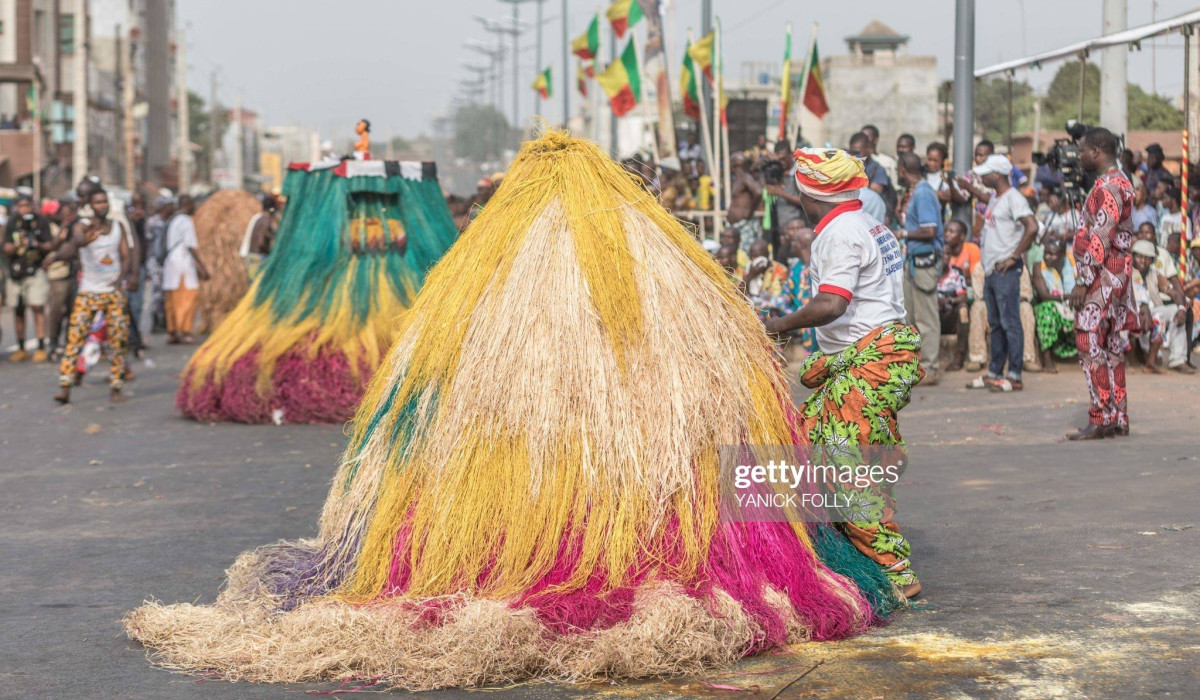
[354,119,371,159]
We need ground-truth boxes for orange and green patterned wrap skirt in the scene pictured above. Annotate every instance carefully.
[798,322,923,587]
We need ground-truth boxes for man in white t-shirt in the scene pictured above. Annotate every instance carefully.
[764,147,923,600]
[162,195,209,344]
[966,154,1038,392]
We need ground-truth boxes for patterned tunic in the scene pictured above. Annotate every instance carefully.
[1071,167,1139,426]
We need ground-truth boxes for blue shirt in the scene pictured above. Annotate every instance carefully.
[905,180,944,256]
[1131,204,1157,231]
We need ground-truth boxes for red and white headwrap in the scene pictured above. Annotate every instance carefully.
[792,147,870,203]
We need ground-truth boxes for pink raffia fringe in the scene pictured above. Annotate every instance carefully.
[177,345,369,425]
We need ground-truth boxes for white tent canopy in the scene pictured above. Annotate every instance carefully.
[975,8,1200,78]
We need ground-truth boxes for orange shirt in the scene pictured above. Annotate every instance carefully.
[947,241,981,276]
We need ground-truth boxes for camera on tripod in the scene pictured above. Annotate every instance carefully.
[1033,120,1092,200]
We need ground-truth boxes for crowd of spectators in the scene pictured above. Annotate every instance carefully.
[599,125,1200,387]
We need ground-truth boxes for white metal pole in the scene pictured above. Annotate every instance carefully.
[177,28,191,194]
[72,1,89,182]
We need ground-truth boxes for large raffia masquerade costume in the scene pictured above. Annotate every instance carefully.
[126,132,896,690]
[175,160,457,424]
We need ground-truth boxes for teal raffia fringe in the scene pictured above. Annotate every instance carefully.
[813,524,903,620]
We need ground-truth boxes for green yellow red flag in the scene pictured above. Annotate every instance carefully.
[532,67,552,99]
[802,37,829,118]
[571,15,600,60]
[596,40,641,117]
[605,0,644,39]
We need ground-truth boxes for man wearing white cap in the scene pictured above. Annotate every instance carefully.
[965,153,1038,392]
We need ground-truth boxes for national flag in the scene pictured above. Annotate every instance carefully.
[605,0,643,39]
[687,32,714,82]
[680,46,700,120]
[596,40,641,117]
[802,37,829,118]
[778,27,793,140]
[577,62,589,97]
[532,67,552,99]
[571,15,600,60]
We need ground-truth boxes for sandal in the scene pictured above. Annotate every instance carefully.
[966,375,1000,390]
[989,378,1023,392]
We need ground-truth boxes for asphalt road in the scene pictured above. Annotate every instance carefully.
[1,338,1197,699]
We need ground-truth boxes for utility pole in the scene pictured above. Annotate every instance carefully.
[1099,0,1127,136]
[232,94,243,190]
[609,24,617,154]
[497,0,529,129]
[121,24,135,190]
[176,27,191,194]
[72,1,89,183]
[561,0,569,125]
[952,0,974,176]
[535,0,543,118]
[701,0,712,138]
[209,68,219,185]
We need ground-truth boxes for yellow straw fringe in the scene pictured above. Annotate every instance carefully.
[185,257,416,395]
[315,131,804,604]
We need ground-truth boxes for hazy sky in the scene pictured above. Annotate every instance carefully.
[176,0,1200,139]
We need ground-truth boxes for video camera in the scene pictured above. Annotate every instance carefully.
[1033,121,1092,201]
[756,155,786,187]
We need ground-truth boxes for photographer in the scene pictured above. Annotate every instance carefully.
[2,195,54,363]
[766,140,810,233]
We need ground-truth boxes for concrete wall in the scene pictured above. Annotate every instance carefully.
[812,54,939,156]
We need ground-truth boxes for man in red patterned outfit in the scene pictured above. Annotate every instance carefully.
[1068,127,1140,440]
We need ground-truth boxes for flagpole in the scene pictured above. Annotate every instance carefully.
[717,16,731,213]
[635,26,654,157]
[593,7,602,143]
[778,22,792,143]
[562,0,570,126]
[792,21,817,146]
[689,28,718,224]
[662,0,679,159]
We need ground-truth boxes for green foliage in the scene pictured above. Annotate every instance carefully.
[188,91,227,182]
[1041,62,1182,131]
[974,63,1184,146]
[451,104,518,161]
[974,77,1037,144]
[1128,83,1183,130]
[1042,62,1100,127]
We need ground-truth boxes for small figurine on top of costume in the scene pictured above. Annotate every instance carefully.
[354,118,371,160]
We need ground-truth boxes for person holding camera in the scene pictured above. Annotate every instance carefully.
[965,154,1038,393]
[1067,127,1140,440]
[2,195,55,363]
[898,152,944,384]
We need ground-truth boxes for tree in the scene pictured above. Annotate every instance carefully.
[974,77,1036,144]
[187,91,227,182]
[452,104,517,161]
[1042,62,1182,132]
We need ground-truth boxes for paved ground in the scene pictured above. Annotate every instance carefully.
[1,337,1198,699]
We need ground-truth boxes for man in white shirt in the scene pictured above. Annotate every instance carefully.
[162,195,210,344]
[966,154,1038,392]
[764,147,923,600]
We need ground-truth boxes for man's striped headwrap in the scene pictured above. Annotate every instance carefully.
[792,148,870,202]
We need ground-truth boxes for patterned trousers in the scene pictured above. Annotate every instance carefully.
[799,322,924,588]
[1075,317,1128,427]
[58,291,129,389]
